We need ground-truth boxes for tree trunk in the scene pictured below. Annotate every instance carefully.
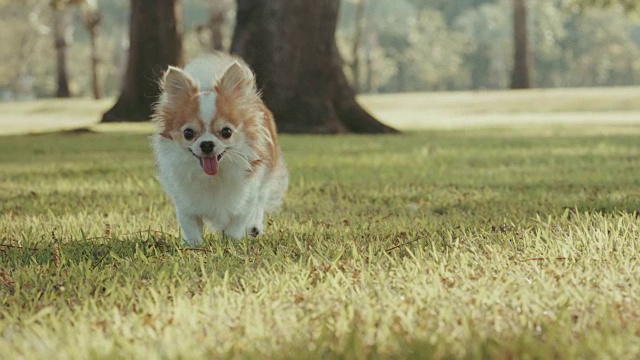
[364,37,373,93]
[88,25,103,99]
[101,0,183,122]
[81,2,103,100]
[396,61,406,92]
[231,0,396,134]
[53,5,73,98]
[350,0,366,92]
[510,0,533,89]
[208,6,226,51]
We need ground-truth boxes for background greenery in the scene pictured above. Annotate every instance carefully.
[2,0,640,97]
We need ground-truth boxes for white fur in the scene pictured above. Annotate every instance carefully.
[198,92,217,123]
[152,135,287,246]
[152,55,288,247]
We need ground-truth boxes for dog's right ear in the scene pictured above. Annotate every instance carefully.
[162,66,197,100]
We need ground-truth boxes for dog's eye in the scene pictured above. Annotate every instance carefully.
[183,128,195,140]
[221,127,232,139]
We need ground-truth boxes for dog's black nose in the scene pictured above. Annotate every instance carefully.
[200,141,214,154]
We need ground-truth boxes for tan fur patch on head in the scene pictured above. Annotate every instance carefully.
[209,60,282,171]
[153,67,201,138]
[214,91,259,128]
[215,89,280,170]
[156,94,201,138]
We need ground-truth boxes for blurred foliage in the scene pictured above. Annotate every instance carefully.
[0,0,639,98]
[570,0,639,12]
[338,0,640,92]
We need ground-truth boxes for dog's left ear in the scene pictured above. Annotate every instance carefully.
[216,61,256,99]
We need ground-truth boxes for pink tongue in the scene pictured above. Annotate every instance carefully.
[202,156,218,176]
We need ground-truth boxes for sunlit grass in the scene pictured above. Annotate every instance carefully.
[1,124,640,359]
[362,86,640,114]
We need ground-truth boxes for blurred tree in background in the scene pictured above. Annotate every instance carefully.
[101,0,183,122]
[1,0,639,102]
[338,0,640,92]
[78,0,102,99]
[50,0,76,97]
[231,0,396,133]
[510,0,534,89]
[571,0,638,12]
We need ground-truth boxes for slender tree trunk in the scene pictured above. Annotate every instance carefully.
[364,38,373,93]
[396,61,406,92]
[231,0,395,134]
[101,0,183,122]
[209,9,226,51]
[53,5,73,98]
[81,2,103,100]
[363,0,377,93]
[79,0,103,99]
[350,0,366,92]
[88,25,103,99]
[510,0,533,89]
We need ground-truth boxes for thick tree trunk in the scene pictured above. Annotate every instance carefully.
[101,0,183,122]
[510,0,534,89]
[53,5,73,98]
[231,0,396,134]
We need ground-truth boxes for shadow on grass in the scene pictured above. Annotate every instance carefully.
[0,229,296,273]
[0,231,185,270]
[27,127,97,136]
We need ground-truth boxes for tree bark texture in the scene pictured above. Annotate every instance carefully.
[101,0,183,122]
[510,0,534,89]
[231,0,396,134]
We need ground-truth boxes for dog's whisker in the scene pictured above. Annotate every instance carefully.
[225,149,252,169]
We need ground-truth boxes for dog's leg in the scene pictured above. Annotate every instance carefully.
[243,187,267,238]
[246,206,264,237]
[223,215,248,239]
[224,210,262,239]
[177,212,204,246]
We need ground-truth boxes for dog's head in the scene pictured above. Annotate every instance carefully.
[153,58,271,176]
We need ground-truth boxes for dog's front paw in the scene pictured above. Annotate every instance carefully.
[177,213,204,247]
[223,225,262,239]
[222,228,245,240]
[182,236,204,247]
[249,226,261,238]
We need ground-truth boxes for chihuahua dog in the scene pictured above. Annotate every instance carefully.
[151,53,288,246]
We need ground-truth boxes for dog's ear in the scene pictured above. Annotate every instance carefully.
[162,66,197,100]
[216,61,256,99]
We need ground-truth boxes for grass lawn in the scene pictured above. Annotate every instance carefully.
[3,86,640,135]
[1,108,640,357]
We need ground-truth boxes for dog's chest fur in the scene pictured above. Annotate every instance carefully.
[153,136,262,229]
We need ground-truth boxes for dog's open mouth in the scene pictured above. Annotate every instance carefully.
[189,150,226,176]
